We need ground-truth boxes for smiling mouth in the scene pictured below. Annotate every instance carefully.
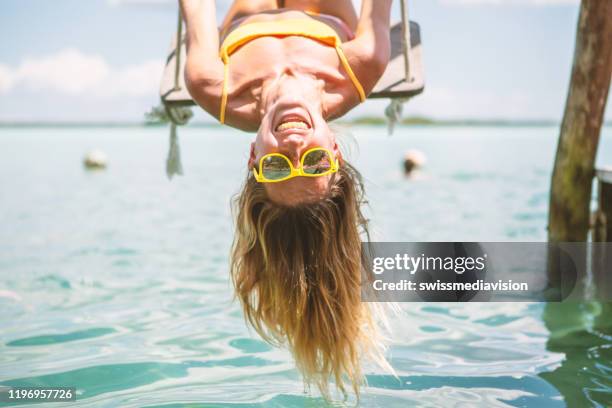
[273,105,312,134]
[275,119,310,132]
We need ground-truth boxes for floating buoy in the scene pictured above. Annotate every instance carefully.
[403,149,426,174]
[83,150,108,170]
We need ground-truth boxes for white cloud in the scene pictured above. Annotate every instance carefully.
[442,0,578,5]
[17,50,110,94]
[0,49,164,97]
[101,60,165,97]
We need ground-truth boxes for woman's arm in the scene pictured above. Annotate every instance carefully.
[179,0,225,118]
[342,0,392,95]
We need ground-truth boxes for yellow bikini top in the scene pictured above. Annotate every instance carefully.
[218,17,366,124]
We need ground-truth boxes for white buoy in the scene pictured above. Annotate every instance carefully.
[83,150,108,169]
[403,149,426,174]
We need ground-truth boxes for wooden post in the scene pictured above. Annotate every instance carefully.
[593,168,612,242]
[592,168,612,299]
[548,0,612,243]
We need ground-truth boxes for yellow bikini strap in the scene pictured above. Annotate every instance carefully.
[334,45,366,103]
[220,52,230,124]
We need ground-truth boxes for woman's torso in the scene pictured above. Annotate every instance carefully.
[219,10,362,126]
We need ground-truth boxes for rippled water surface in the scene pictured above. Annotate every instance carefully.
[1,125,611,407]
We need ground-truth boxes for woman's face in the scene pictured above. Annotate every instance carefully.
[249,73,340,206]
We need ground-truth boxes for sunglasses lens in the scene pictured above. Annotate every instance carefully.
[303,149,333,175]
[261,155,291,180]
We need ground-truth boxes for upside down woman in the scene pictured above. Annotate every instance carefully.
[179,0,394,398]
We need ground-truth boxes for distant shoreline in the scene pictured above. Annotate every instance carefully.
[1,117,610,128]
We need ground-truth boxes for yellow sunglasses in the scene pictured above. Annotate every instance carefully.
[252,147,339,183]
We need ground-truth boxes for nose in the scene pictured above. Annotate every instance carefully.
[279,135,306,164]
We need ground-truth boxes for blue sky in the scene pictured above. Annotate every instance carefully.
[0,0,608,122]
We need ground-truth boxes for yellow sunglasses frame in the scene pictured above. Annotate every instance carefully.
[252,147,340,183]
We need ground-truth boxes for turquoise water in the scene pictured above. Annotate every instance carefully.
[0,125,611,407]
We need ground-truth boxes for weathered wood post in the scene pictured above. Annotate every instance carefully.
[593,168,612,242]
[547,0,611,293]
[548,0,612,243]
[592,168,612,299]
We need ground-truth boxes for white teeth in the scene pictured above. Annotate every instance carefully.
[276,121,309,132]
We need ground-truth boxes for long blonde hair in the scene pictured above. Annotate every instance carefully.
[230,161,391,399]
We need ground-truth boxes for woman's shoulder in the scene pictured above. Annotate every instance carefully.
[341,37,389,97]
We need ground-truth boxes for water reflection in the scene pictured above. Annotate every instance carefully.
[541,302,612,406]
